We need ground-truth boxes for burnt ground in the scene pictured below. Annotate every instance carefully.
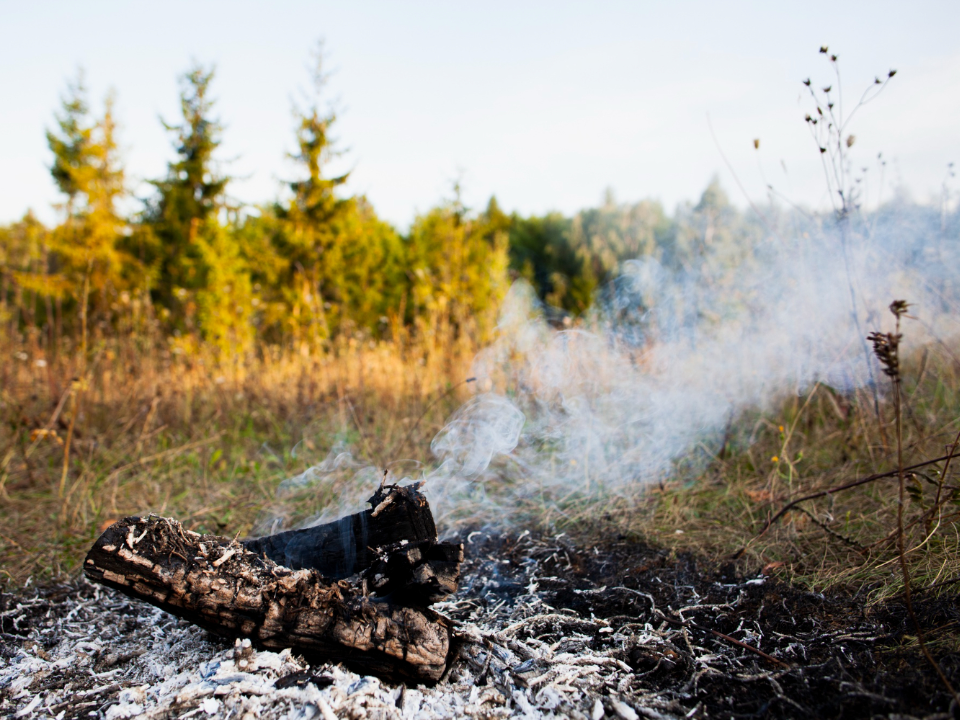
[1,529,958,719]
[450,531,960,719]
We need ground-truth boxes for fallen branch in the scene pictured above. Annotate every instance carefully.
[756,451,960,539]
[84,485,464,683]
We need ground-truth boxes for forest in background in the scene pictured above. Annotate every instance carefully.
[0,62,825,361]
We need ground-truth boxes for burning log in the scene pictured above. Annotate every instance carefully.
[83,485,463,683]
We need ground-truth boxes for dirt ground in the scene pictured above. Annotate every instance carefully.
[2,529,958,719]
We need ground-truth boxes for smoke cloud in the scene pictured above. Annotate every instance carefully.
[258,197,960,533]
[421,202,960,524]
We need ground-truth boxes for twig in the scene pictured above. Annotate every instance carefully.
[345,398,379,470]
[756,452,960,538]
[928,429,960,536]
[705,114,780,242]
[657,611,791,669]
[794,506,865,553]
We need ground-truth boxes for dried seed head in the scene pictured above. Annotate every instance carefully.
[867,331,901,378]
[889,299,910,318]
[753,139,760,150]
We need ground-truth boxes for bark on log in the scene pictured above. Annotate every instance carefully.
[83,514,457,683]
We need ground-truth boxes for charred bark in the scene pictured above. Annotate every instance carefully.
[84,509,459,683]
[242,484,438,579]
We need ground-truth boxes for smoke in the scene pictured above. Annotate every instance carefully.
[420,202,960,525]
[257,197,960,533]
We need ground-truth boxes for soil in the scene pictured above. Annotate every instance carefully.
[454,531,960,719]
[1,529,958,719]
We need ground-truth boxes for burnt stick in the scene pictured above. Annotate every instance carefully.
[83,514,456,683]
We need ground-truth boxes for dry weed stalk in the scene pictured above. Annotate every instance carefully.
[869,300,959,706]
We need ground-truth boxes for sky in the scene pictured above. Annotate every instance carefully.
[2,1,958,229]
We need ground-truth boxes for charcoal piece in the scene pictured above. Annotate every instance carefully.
[364,541,465,605]
[242,484,437,579]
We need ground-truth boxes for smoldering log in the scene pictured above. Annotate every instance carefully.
[242,484,438,579]
[365,540,464,606]
[83,513,459,683]
[240,483,464,606]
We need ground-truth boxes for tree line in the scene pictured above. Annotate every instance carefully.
[1,61,874,359]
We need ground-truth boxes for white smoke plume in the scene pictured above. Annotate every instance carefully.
[422,202,960,525]
[257,198,960,533]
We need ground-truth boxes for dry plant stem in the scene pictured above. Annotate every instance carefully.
[756,451,960,538]
[388,376,476,460]
[928,429,960,536]
[345,399,379,470]
[889,313,960,707]
[58,384,83,501]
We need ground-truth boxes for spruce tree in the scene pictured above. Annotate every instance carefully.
[144,64,229,309]
[272,53,352,342]
[46,72,92,216]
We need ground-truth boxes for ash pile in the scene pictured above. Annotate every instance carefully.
[2,493,958,718]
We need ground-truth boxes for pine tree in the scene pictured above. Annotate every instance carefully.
[143,64,229,310]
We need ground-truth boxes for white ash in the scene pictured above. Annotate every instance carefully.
[1,533,789,720]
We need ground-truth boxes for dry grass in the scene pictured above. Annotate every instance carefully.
[625,344,960,604]
[2,324,959,608]
[0,330,477,584]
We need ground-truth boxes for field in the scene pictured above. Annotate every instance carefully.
[3,322,960,716]
[3,322,959,605]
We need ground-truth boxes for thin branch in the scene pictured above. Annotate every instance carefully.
[756,451,960,538]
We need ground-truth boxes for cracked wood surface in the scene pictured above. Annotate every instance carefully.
[83,515,456,683]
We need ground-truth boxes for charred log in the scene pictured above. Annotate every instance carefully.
[242,484,438,579]
[364,540,464,606]
[83,514,457,683]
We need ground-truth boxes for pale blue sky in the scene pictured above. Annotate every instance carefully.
[2,1,958,228]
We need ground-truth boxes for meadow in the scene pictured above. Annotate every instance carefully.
[2,303,959,614]
[2,56,960,705]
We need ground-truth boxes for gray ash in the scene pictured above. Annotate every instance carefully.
[2,531,958,719]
